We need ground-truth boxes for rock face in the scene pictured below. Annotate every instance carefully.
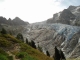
[47,6,80,26]
[24,6,80,58]
[25,23,80,58]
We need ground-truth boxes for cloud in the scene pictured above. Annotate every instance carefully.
[58,0,80,7]
[0,0,80,23]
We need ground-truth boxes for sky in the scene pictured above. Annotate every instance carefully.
[0,0,80,23]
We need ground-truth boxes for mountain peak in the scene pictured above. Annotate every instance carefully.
[68,5,76,11]
[13,17,23,21]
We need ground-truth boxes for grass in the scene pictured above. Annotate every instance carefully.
[20,43,53,60]
[16,52,37,60]
[0,48,13,60]
[0,54,8,60]
[0,33,53,60]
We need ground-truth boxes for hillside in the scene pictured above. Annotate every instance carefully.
[0,33,53,60]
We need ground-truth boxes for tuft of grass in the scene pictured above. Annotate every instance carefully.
[3,34,22,43]
[16,52,37,60]
[0,37,11,47]
[0,48,8,56]
[7,56,13,60]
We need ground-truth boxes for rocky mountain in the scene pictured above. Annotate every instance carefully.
[12,17,29,25]
[0,16,29,35]
[0,16,29,26]
[23,6,80,58]
[47,5,80,26]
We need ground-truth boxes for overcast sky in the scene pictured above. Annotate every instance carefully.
[0,0,80,23]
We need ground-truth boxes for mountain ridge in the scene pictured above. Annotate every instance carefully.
[0,16,29,26]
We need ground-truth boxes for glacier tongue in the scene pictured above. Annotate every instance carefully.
[30,22,80,41]
[50,23,80,41]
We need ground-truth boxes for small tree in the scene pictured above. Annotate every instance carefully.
[54,46,61,60]
[1,28,7,34]
[26,38,28,44]
[31,40,36,49]
[38,44,42,52]
[28,42,32,46]
[46,50,50,57]
[16,33,24,41]
[60,50,66,60]
[54,46,66,60]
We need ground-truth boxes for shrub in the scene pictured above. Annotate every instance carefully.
[16,52,37,60]
[0,54,8,60]
[26,38,28,44]
[16,52,25,58]
[8,56,13,60]
[0,48,8,55]
[0,38,11,47]
[30,40,36,49]
[46,50,50,57]
[37,44,42,52]
[1,28,7,34]
[16,33,24,41]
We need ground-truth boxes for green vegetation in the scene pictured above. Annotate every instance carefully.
[54,46,61,60]
[16,33,24,41]
[26,38,28,44]
[0,33,53,60]
[0,54,8,60]
[37,44,42,52]
[1,28,7,34]
[46,50,50,57]
[16,52,37,60]
[30,40,36,49]
[8,56,13,60]
[0,48,13,60]
[54,46,66,60]
[60,49,66,60]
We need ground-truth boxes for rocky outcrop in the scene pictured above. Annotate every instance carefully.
[47,6,80,26]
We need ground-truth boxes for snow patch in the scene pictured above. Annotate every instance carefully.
[72,6,80,14]
[61,42,64,46]
[58,12,60,17]
[78,38,80,43]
